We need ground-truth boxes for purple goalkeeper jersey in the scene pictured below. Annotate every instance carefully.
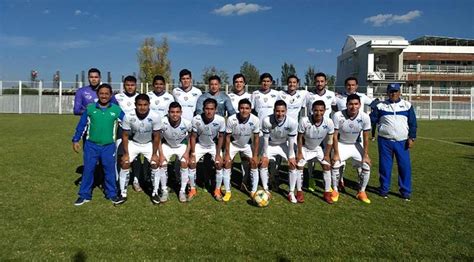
[73,85,117,115]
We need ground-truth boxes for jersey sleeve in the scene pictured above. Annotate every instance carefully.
[252,116,260,134]
[121,115,131,131]
[191,118,198,133]
[72,110,89,142]
[261,117,270,134]
[289,119,298,137]
[153,117,162,131]
[195,95,205,115]
[225,118,234,134]
[225,96,236,116]
[332,113,340,130]
[298,118,306,134]
[219,118,226,133]
[362,113,371,131]
[327,119,335,134]
[73,90,84,115]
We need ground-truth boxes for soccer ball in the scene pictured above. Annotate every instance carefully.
[253,190,270,207]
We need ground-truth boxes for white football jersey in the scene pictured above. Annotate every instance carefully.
[251,89,280,124]
[147,91,174,116]
[228,91,252,112]
[172,87,202,121]
[306,89,337,118]
[298,116,335,150]
[335,92,373,113]
[226,113,260,148]
[332,110,371,144]
[192,114,226,147]
[160,117,192,148]
[262,115,298,146]
[279,90,308,120]
[115,92,138,115]
[122,111,162,144]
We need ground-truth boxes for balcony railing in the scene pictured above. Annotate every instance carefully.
[367,71,407,81]
[403,64,474,74]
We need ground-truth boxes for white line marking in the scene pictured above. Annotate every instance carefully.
[418,136,473,148]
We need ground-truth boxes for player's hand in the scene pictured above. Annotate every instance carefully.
[152,154,162,167]
[250,156,259,167]
[288,157,297,169]
[331,154,340,166]
[296,153,303,163]
[223,154,231,166]
[215,154,223,168]
[182,153,190,165]
[259,156,268,166]
[323,155,331,164]
[362,155,371,166]
[121,154,130,165]
[72,142,81,153]
[407,139,415,149]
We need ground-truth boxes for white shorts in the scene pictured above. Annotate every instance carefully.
[193,143,221,163]
[162,143,187,164]
[265,143,290,161]
[128,141,153,163]
[333,142,364,168]
[228,143,253,160]
[297,146,329,167]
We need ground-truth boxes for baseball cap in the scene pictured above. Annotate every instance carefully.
[387,83,400,92]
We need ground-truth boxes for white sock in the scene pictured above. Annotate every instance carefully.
[331,168,339,192]
[359,169,370,192]
[215,169,223,190]
[119,168,130,197]
[180,168,189,192]
[159,167,167,192]
[323,170,331,192]
[259,168,269,190]
[251,168,259,192]
[133,176,139,184]
[289,169,297,193]
[151,168,160,195]
[296,169,303,191]
[223,168,231,192]
[188,168,196,188]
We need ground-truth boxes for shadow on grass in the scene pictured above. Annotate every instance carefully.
[72,250,87,262]
[455,141,474,147]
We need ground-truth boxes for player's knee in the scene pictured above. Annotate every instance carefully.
[332,160,343,169]
[322,164,331,171]
[362,162,370,172]
[224,161,232,169]
[180,160,188,169]
[189,162,196,169]
[260,158,269,168]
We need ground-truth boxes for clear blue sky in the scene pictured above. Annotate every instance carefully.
[0,0,473,82]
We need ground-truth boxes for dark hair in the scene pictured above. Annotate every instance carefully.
[203,98,217,109]
[274,99,287,109]
[123,75,137,83]
[153,75,165,83]
[314,72,327,80]
[238,98,252,108]
[96,83,112,94]
[169,101,182,110]
[287,74,299,83]
[233,73,246,84]
[179,69,192,79]
[88,68,101,77]
[208,75,221,83]
[260,73,273,83]
[135,93,150,103]
[346,94,360,104]
[344,76,358,85]
[312,100,326,109]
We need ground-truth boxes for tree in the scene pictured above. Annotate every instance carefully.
[280,62,296,86]
[304,66,316,87]
[239,61,260,86]
[202,66,230,85]
[137,37,171,85]
[327,74,336,88]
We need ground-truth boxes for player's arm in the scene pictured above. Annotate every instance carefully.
[324,134,333,163]
[407,105,417,149]
[73,90,83,115]
[189,131,197,162]
[195,95,204,115]
[121,130,130,165]
[362,130,371,165]
[331,129,340,165]
[287,135,297,169]
[225,97,236,116]
[152,130,162,166]
[224,133,231,163]
[251,132,259,165]
[297,133,304,162]
[72,110,89,152]
[215,132,224,167]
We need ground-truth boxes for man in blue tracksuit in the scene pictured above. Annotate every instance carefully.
[371,83,417,200]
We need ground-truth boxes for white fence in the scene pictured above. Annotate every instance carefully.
[0,80,472,120]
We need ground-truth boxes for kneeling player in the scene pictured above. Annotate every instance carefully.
[260,100,298,199]
[158,102,192,203]
[118,94,163,204]
[331,94,372,204]
[189,98,226,201]
[223,99,260,202]
[297,101,334,204]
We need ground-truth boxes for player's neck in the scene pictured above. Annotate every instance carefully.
[259,88,270,94]
[98,102,109,108]
[202,113,215,124]
[233,89,245,96]
[180,86,192,92]
[312,116,323,126]
[209,90,220,96]
[286,89,296,96]
[316,88,326,96]
[136,110,150,120]
[237,113,250,123]
[153,90,165,96]
[123,91,136,97]
[90,84,99,90]
[169,117,181,127]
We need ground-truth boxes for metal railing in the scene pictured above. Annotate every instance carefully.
[403,64,474,74]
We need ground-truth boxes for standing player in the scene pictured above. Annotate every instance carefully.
[251,73,280,124]
[114,75,142,191]
[297,101,335,204]
[260,100,298,197]
[172,69,202,122]
[148,75,174,116]
[371,83,417,201]
[118,94,162,204]
[195,75,235,117]
[331,94,372,204]
[72,84,124,206]
[223,99,260,202]
[228,73,252,112]
[73,68,101,115]
[188,98,226,201]
[279,75,307,120]
[158,102,193,203]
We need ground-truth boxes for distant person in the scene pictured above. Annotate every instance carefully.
[228,73,252,112]
[195,75,235,117]
[331,94,372,204]
[117,94,162,205]
[369,98,381,141]
[172,69,202,121]
[371,83,417,201]
[72,84,124,206]
[147,75,174,116]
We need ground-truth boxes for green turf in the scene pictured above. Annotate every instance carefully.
[0,115,473,260]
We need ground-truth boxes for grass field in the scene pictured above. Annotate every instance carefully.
[0,114,473,260]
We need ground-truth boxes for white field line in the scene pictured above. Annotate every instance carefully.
[417,136,473,148]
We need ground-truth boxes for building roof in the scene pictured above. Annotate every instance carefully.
[410,35,474,46]
[342,35,407,53]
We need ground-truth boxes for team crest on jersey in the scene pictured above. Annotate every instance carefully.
[110,112,116,116]
[192,93,199,97]
[131,118,136,123]
[212,123,219,127]
[323,125,328,129]
[271,94,276,98]
[147,118,153,122]
[196,122,201,127]
[284,127,291,131]
[127,102,132,106]
[264,98,268,102]
[155,100,160,105]
[281,95,286,100]
[140,123,145,127]
[164,97,170,101]
[85,94,92,100]
[290,98,295,103]
[180,127,187,131]
[357,119,362,123]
